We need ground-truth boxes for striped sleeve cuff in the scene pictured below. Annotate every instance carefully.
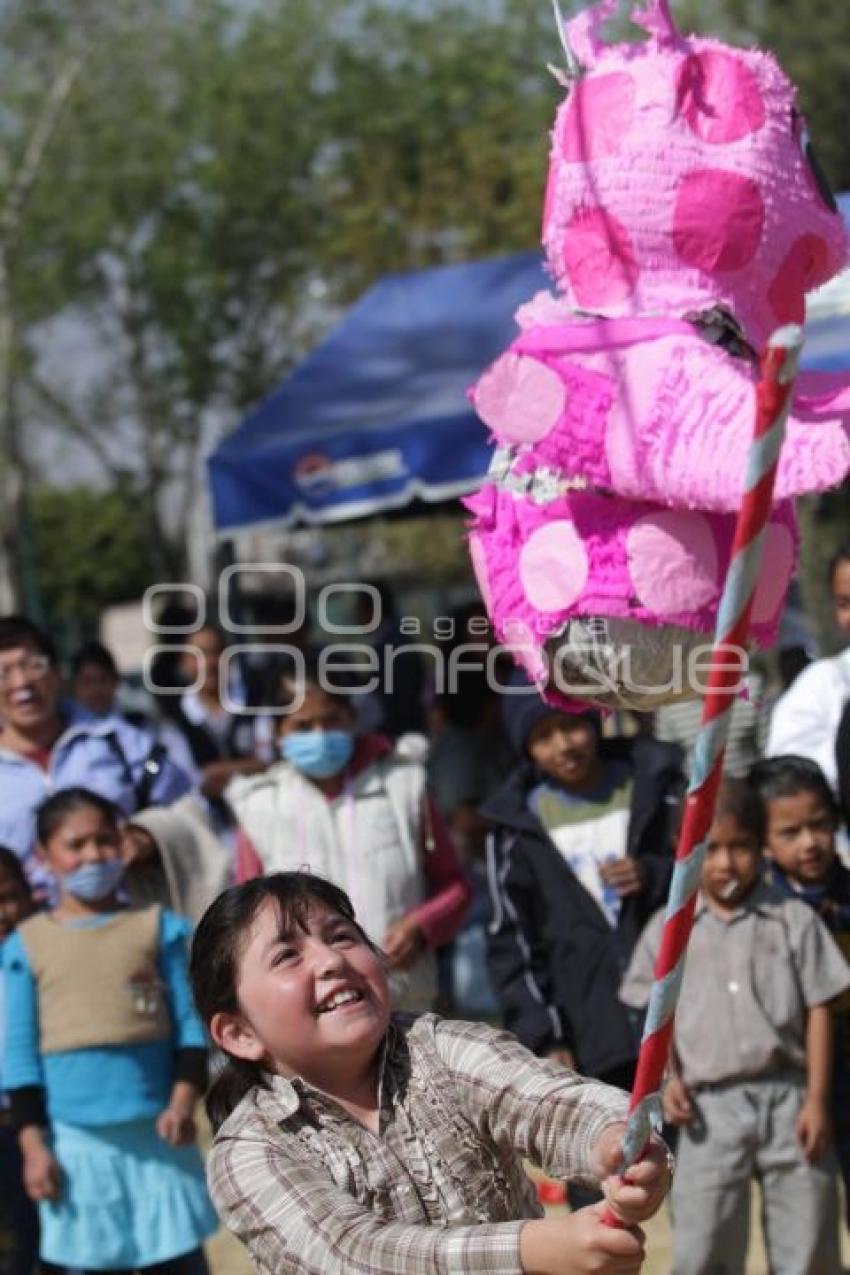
[442,1221,526,1274]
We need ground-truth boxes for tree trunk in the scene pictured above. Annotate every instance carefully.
[0,254,22,611]
[0,51,85,613]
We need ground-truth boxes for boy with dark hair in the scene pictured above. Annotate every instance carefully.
[70,640,122,718]
[622,778,850,1273]
[483,674,683,1086]
[749,753,850,1229]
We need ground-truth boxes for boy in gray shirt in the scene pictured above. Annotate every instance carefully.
[621,779,850,1275]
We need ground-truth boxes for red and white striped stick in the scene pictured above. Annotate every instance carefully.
[605,323,804,1206]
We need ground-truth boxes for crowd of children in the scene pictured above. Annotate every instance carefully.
[1,632,850,1273]
[622,776,849,1273]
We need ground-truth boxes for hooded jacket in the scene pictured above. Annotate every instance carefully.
[482,735,683,1077]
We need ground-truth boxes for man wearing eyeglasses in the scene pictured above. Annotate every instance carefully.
[0,616,190,894]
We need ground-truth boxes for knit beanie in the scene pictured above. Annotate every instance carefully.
[500,670,599,759]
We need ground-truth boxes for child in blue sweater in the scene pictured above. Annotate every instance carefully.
[2,789,217,1275]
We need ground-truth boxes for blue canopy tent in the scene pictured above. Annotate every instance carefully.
[208,252,550,533]
[209,195,850,534]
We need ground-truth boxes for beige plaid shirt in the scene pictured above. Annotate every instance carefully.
[208,1014,629,1275]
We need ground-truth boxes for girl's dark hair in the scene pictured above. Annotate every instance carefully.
[190,872,369,1131]
[747,755,839,826]
[36,787,121,846]
[828,543,850,590]
[275,661,352,714]
[0,845,31,893]
[714,777,766,845]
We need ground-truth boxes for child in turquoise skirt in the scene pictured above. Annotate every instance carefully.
[1,788,217,1275]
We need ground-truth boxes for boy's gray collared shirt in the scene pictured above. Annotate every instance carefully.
[621,881,850,1088]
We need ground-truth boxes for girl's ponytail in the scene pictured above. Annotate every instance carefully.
[205,1056,267,1133]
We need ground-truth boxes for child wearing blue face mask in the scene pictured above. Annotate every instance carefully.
[228,670,472,1011]
[1,788,217,1275]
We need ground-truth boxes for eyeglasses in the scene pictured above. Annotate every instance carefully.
[0,654,52,685]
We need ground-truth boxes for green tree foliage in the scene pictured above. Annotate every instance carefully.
[16,0,349,577]
[318,0,556,294]
[2,0,848,614]
[3,0,562,587]
[28,483,155,638]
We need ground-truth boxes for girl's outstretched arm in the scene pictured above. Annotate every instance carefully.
[209,1130,645,1275]
[432,1017,629,1182]
[435,1017,669,1222]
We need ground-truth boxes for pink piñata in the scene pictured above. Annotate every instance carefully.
[467,0,850,709]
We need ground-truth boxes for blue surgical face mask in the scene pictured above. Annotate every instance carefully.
[280,729,355,779]
[62,859,125,903]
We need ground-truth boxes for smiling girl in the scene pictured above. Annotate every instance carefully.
[194,871,670,1275]
[1,788,217,1275]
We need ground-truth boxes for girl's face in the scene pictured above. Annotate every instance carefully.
[41,806,122,879]
[764,790,836,886]
[213,899,391,1085]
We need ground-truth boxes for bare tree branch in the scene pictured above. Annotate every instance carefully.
[0,51,86,254]
[25,368,122,480]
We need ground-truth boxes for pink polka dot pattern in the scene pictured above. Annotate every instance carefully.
[473,353,566,444]
[751,522,795,624]
[626,512,719,614]
[519,521,589,612]
[558,73,636,162]
[676,51,766,144]
[768,235,830,324]
[562,207,638,307]
[673,170,764,273]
